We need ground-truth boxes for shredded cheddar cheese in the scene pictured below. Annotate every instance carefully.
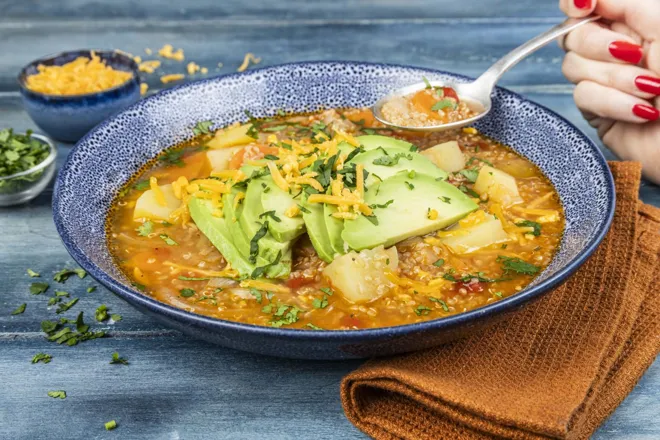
[158,44,185,61]
[237,53,261,72]
[149,177,167,207]
[186,62,201,75]
[25,51,133,96]
[160,74,185,84]
[138,60,161,74]
[462,127,478,134]
[284,205,301,218]
[427,209,438,220]
[140,83,149,95]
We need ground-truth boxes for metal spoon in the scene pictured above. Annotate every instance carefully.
[373,16,600,132]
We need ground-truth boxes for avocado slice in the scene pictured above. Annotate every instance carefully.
[341,173,479,250]
[300,197,335,263]
[259,178,305,242]
[348,147,448,186]
[239,177,292,263]
[222,190,290,278]
[356,135,415,152]
[188,197,257,279]
[324,204,346,255]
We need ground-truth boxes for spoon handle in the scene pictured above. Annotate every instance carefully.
[474,16,600,92]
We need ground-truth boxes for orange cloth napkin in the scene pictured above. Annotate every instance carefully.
[341,162,660,440]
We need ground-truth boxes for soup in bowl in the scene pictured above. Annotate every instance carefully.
[53,62,614,359]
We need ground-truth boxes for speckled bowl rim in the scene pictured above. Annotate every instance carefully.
[53,61,615,341]
[17,49,140,100]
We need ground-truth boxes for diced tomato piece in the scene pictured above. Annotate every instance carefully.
[456,280,485,293]
[285,274,315,289]
[442,87,459,102]
[341,315,363,329]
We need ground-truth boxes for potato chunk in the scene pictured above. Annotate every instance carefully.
[207,146,242,171]
[322,246,398,304]
[206,123,254,149]
[133,184,180,221]
[421,141,465,173]
[473,165,523,206]
[441,215,509,254]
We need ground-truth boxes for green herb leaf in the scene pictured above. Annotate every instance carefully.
[48,390,66,399]
[192,120,213,136]
[251,250,283,279]
[32,353,52,364]
[30,282,49,295]
[493,291,503,298]
[27,268,40,277]
[428,296,450,311]
[136,221,154,236]
[159,149,186,167]
[270,305,303,328]
[249,221,269,264]
[132,282,146,291]
[263,154,279,160]
[312,295,329,309]
[86,286,96,293]
[95,304,109,322]
[465,156,494,167]
[414,305,432,316]
[306,323,324,330]
[431,99,457,111]
[422,76,432,89]
[133,180,150,191]
[458,184,480,198]
[111,314,122,322]
[259,210,282,223]
[319,287,333,296]
[159,234,178,246]
[11,303,26,315]
[439,196,452,204]
[55,291,69,297]
[372,152,412,167]
[179,288,196,298]
[250,288,263,303]
[297,204,311,214]
[75,312,89,333]
[53,268,86,283]
[405,181,414,190]
[0,129,50,186]
[41,320,59,333]
[110,352,129,365]
[458,169,479,183]
[56,298,79,314]
[177,276,211,281]
[364,215,379,226]
[369,200,394,210]
[433,258,445,267]
[516,220,542,236]
[497,256,541,275]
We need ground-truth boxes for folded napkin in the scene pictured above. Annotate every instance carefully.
[341,162,660,440]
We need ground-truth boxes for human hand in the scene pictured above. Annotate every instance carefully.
[559,0,660,184]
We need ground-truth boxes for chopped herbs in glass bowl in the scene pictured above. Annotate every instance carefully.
[0,128,57,206]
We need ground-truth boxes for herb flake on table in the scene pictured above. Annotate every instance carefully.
[86,286,96,293]
[110,352,129,365]
[41,312,105,346]
[26,268,40,277]
[47,390,66,399]
[111,314,122,322]
[32,353,52,364]
[95,304,109,321]
[30,282,49,295]
[0,129,51,190]
[56,298,79,314]
[53,268,86,283]
[11,303,26,315]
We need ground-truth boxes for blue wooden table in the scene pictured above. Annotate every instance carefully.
[1,1,659,438]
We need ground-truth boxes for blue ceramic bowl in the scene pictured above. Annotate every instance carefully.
[18,50,141,143]
[53,62,615,360]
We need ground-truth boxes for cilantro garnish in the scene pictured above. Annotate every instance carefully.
[251,250,283,279]
[32,353,52,364]
[431,99,457,111]
[405,181,414,190]
[133,180,150,191]
[53,268,86,283]
[178,276,210,281]
[95,304,109,322]
[110,352,129,365]
[306,323,324,330]
[372,152,412,167]
[422,76,433,89]
[179,288,196,298]
[244,110,262,139]
[429,297,449,311]
[263,154,279,160]
[48,390,66,399]
[159,148,186,167]
[0,129,50,189]
[249,288,263,303]
[11,303,26,315]
[497,256,541,275]
[86,286,96,293]
[493,292,503,298]
[159,234,178,246]
[320,287,333,296]
[439,196,452,204]
[465,156,494,167]
[364,215,379,226]
[516,220,542,236]
[249,221,269,264]
[136,221,153,236]
[297,204,311,214]
[458,184,480,198]
[132,282,146,291]
[433,258,445,267]
[345,146,365,163]
[259,210,281,223]
[192,120,213,136]
[27,268,40,278]
[111,314,122,322]
[312,295,329,309]
[56,298,79,314]
[458,169,479,183]
[414,305,432,316]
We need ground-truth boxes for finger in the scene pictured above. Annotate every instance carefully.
[562,52,660,100]
[602,123,660,185]
[561,23,643,65]
[559,0,595,18]
[609,22,642,45]
[573,81,660,123]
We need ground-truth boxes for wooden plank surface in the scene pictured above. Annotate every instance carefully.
[1,0,659,438]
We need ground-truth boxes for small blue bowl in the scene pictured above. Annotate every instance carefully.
[53,62,615,360]
[18,50,141,143]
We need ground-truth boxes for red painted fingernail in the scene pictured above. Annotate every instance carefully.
[609,41,644,64]
[632,104,660,121]
[574,0,591,9]
[635,76,660,95]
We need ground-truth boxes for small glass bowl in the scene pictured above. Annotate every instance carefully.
[0,133,57,207]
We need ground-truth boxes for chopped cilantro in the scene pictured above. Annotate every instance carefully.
[41,320,59,333]
[75,312,89,333]
[249,221,269,264]
[54,291,69,297]
[110,352,129,365]
[493,291,503,298]
[86,286,96,293]
[364,215,379,226]
[369,200,394,210]
[439,196,451,204]
[345,146,365,163]
[259,210,282,223]
[179,288,196,298]
[320,287,333,296]
[414,305,432,316]
[111,314,122,322]
[404,181,414,190]
[497,256,541,275]
[192,120,213,136]
[178,276,210,281]
[159,234,178,246]
[433,258,445,267]
[516,220,542,236]
[11,303,26,315]
[48,390,66,399]
[466,156,494,167]
[312,295,329,309]
[53,268,86,283]
[95,304,109,322]
[431,99,457,111]
[56,298,78,314]
[458,169,479,183]
[136,221,153,236]
[32,353,52,364]
[27,268,40,278]
[132,282,146,291]
[133,180,150,191]
[428,296,450,311]
[251,250,283,279]
[422,76,432,89]
[159,148,186,167]
[267,304,304,328]
[501,244,508,249]
[372,152,412,167]
[263,154,279,160]
[458,184,480,198]
[30,282,49,295]
[249,288,263,303]
[306,323,324,330]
